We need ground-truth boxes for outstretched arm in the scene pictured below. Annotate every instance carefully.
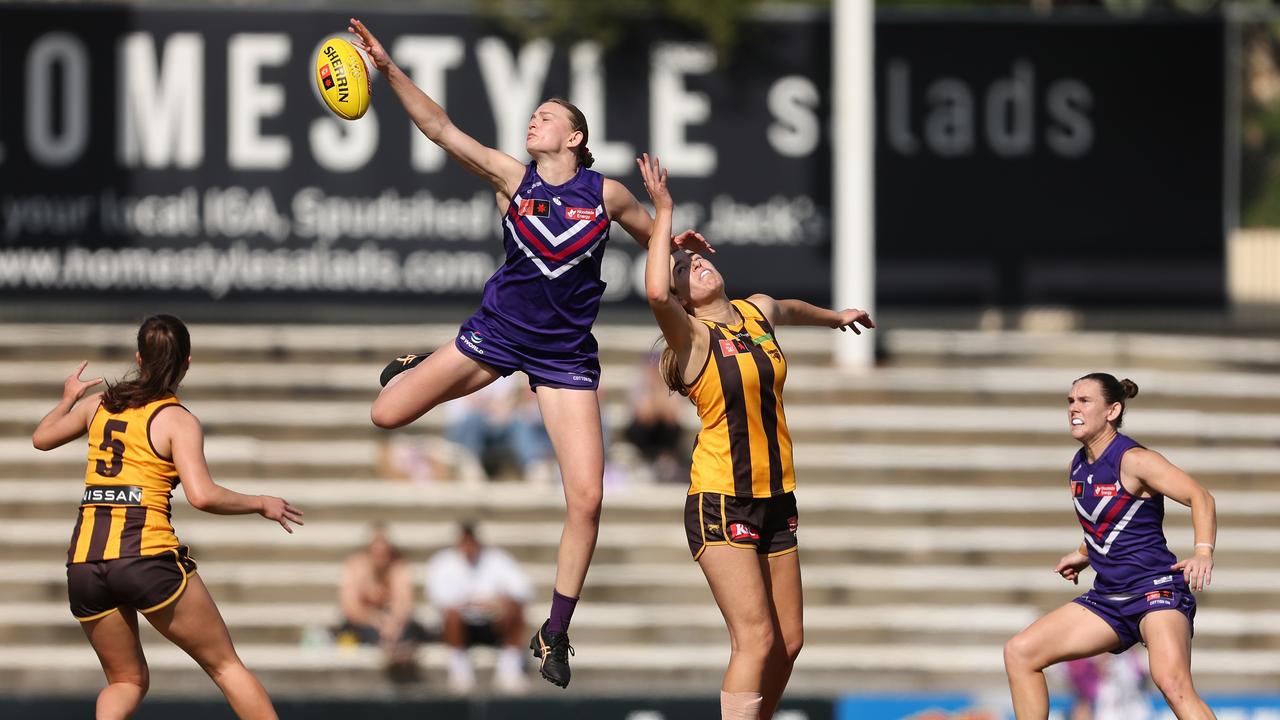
[605,179,715,255]
[747,295,876,333]
[637,154,697,357]
[164,407,304,533]
[348,18,526,197]
[32,361,103,450]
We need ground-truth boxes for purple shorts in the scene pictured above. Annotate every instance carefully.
[1073,585,1196,653]
[456,314,600,391]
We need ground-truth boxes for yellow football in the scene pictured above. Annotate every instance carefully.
[315,37,370,120]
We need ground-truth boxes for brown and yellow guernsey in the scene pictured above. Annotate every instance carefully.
[69,396,183,564]
[686,299,796,498]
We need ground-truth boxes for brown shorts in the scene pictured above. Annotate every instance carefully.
[67,546,197,622]
[685,492,798,560]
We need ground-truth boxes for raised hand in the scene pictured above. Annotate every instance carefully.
[636,153,672,211]
[260,495,305,534]
[347,17,391,72]
[63,361,103,404]
[673,229,714,256]
[833,308,876,334]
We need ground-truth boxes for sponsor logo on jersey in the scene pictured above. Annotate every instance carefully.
[1093,484,1118,497]
[565,206,597,222]
[729,522,760,542]
[519,199,550,217]
[718,339,739,357]
[459,333,485,355]
[751,333,774,345]
[82,485,143,506]
[1072,481,1084,498]
[1146,590,1174,602]
[571,374,594,384]
[787,516,798,535]
[1153,575,1173,586]
[552,196,563,206]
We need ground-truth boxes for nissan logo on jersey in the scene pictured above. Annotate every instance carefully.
[81,486,144,506]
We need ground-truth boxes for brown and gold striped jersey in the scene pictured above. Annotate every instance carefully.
[69,397,183,564]
[686,299,795,498]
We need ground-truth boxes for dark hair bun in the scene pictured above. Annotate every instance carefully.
[581,147,595,168]
[1119,378,1139,399]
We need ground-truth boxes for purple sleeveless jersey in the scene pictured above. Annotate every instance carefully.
[1069,433,1184,596]
[475,162,611,350]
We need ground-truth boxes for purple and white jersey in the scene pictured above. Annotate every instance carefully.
[476,162,611,350]
[1069,433,1182,596]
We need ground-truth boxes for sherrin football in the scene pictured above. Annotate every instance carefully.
[315,37,370,120]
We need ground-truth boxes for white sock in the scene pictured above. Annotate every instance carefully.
[497,647,523,677]
[448,649,474,682]
[720,691,763,720]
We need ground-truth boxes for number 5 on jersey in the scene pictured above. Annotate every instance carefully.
[95,419,127,478]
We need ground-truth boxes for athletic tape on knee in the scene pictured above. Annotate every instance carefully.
[720,690,764,720]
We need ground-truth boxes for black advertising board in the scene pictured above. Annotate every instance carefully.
[875,14,1226,307]
[0,5,832,317]
[0,7,1224,317]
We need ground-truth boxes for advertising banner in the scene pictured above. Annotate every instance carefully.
[876,15,1225,307]
[0,5,831,316]
[1,7,1225,316]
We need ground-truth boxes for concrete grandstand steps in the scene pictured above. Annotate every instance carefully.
[3,557,1276,609]
[4,601,1279,651]
[10,399,1280,446]
[9,438,1280,489]
[3,640,1280,698]
[885,330,1280,372]
[10,360,1280,412]
[0,323,838,367]
[4,323,1280,694]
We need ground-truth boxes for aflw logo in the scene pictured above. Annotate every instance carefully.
[81,486,143,506]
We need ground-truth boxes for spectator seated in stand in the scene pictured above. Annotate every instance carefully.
[335,524,429,682]
[425,523,533,694]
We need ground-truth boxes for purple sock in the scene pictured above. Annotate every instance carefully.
[547,590,578,634]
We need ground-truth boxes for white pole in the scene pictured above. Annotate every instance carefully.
[832,0,875,370]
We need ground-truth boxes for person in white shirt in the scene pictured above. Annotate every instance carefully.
[426,523,533,693]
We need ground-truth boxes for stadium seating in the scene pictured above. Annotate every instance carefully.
[1,323,1278,698]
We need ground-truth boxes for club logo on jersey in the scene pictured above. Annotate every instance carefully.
[81,485,143,506]
[706,523,721,536]
[565,206,597,222]
[319,64,335,90]
[1093,484,1118,497]
[729,522,759,542]
[519,199,550,217]
[1072,482,1084,498]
